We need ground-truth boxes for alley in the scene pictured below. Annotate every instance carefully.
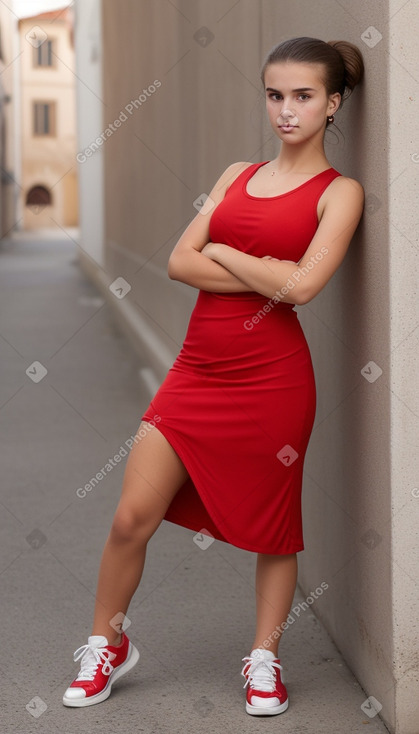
[0,231,389,734]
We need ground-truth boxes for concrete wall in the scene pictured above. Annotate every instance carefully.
[76,1,419,731]
[74,0,104,266]
[386,0,419,724]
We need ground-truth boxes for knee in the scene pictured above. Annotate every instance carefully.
[110,509,154,545]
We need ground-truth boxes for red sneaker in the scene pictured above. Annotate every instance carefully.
[62,632,140,707]
[241,648,289,716]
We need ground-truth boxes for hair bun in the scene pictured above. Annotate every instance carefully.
[327,40,364,96]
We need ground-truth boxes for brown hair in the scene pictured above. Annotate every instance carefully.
[260,36,364,126]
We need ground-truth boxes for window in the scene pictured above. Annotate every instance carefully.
[33,102,56,136]
[33,39,54,67]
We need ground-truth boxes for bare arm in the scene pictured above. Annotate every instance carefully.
[201,177,365,305]
[167,162,256,292]
[201,245,304,303]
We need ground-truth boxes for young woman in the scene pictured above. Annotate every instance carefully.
[63,36,365,716]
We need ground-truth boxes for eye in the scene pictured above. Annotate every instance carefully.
[267,93,311,101]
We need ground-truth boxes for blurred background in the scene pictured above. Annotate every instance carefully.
[1,1,77,232]
[0,2,417,733]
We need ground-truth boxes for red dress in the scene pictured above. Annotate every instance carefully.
[141,161,342,554]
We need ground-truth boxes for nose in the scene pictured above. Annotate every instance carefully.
[276,106,298,125]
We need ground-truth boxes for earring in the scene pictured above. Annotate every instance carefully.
[327,114,335,123]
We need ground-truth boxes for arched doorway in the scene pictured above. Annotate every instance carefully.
[26,185,52,212]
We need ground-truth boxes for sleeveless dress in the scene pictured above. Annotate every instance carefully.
[141,161,342,554]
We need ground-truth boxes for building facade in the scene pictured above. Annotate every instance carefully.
[18,8,78,230]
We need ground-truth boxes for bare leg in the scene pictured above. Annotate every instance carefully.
[250,553,298,656]
[91,422,189,645]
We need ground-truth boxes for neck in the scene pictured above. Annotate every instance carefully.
[273,137,329,174]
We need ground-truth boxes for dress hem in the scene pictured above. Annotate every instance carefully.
[141,416,305,555]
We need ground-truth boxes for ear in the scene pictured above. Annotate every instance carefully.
[328,91,341,116]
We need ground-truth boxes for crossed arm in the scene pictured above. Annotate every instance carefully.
[168,166,364,306]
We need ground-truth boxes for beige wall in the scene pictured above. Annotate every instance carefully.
[387,0,418,723]
[19,12,78,229]
[77,2,418,732]
[74,0,104,267]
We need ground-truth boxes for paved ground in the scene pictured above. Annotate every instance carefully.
[0,230,390,734]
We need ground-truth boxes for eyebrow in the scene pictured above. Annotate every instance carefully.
[265,86,317,93]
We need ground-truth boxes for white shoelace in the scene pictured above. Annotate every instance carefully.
[73,643,116,681]
[241,655,283,692]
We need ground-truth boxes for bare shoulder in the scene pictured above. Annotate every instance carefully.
[210,161,253,198]
[318,174,364,221]
[329,175,365,199]
[224,160,254,176]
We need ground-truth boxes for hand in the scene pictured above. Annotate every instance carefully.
[262,256,296,264]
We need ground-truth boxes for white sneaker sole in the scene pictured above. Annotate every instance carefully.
[62,642,140,707]
[245,698,289,716]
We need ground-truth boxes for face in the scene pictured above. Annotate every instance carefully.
[264,61,341,144]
